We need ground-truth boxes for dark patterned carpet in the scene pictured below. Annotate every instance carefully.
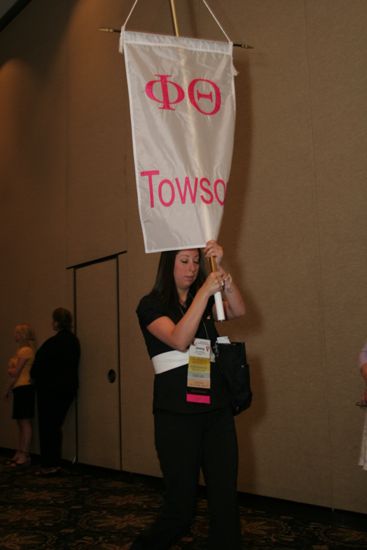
[0,450,366,549]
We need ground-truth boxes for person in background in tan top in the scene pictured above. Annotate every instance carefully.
[5,323,36,467]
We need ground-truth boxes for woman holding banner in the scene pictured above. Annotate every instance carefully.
[134,240,245,550]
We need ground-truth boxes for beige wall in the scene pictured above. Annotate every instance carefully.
[0,0,366,513]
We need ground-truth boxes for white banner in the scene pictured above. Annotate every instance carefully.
[121,30,236,253]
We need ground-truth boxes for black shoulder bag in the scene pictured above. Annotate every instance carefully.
[214,341,252,415]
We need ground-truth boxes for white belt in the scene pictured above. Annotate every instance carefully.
[152,346,217,375]
[152,350,189,375]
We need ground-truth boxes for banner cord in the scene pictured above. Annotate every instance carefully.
[201,0,231,42]
[122,0,139,30]
[122,0,230,42]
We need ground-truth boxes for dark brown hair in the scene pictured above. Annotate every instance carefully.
[150,249,207,306]
[52,307,73,330]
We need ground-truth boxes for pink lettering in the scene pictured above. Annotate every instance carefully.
[139,170,226,208]
[199,177,213,204]
[158,178,175,206]
[188,79,221,115]
[145,75,185,111]
[213,179,226,205]
[141,170,160,207]
[175,176,198,204]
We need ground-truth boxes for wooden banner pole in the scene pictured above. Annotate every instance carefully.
[167,0,225,320]
[169,0,180,37]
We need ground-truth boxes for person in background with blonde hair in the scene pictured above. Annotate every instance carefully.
[5,323,36,467]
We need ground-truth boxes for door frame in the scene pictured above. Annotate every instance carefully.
[67,250,126,469]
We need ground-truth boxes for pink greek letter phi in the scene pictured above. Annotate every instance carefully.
[188,79,221,115]
[145,74,185,111]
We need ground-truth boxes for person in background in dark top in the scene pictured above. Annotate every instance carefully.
[133,240,246,550]
[31,307,80,476]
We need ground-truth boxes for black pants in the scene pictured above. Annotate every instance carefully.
[36,389,74,468]
[137,408,242,550]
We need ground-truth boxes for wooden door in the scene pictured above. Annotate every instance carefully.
[75,258,121,469]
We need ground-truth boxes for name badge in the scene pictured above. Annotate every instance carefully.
[186,338,211,405]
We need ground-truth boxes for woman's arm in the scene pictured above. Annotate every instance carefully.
[147,272,222,352]
[204,240,246,320]
[7,357,17,377]
[5,355,28,397]
[4,358,16,398]
[8,356,27,379]
[221,274,246,320]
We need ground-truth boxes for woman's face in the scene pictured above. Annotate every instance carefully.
[173,249,200,292]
